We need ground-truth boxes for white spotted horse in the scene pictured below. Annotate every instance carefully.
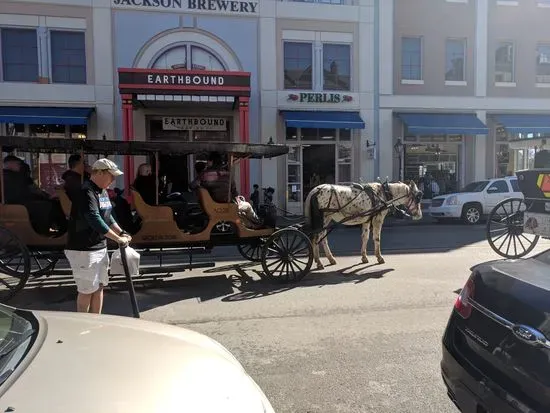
[304,180,423,270]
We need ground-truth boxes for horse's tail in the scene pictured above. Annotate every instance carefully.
[304,185,323,232]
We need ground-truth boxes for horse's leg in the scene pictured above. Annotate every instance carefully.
[319,216,337,266]
[372,216,385,264]
[361,221,371,264]
[311,233,324,270]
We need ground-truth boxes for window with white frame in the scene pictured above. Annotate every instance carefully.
[536,43,550,83]
[50,30,86,84]
[494,41,515,83]
[1,28,39,82]
[284,42,313,90]
[323,43,351,91]
[401,36,422,81]
[445,38,466,82]
[283,40,351,91]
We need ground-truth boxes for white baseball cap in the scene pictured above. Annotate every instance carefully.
[92,158,123,177]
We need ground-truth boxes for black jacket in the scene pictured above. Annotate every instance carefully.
[66,180,117,251]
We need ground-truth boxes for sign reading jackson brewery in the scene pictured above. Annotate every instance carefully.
[112,0,259,14]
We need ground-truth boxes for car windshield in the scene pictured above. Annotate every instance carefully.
[0,305,37,386]
[460,181,490,193]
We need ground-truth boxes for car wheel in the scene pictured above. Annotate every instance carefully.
[462,204,481,225]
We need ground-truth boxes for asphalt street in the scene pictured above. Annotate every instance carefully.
[12,224,550,413]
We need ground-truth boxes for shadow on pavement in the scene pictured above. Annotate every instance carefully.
[219,262,394,302]
[10,262,393,316]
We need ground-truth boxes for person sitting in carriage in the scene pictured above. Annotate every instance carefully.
[62,154,90,202]
[3,155,67,234]
[132,163,157,206]
[197,152,238,203]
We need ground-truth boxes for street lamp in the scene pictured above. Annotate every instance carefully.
[393,138,404,181]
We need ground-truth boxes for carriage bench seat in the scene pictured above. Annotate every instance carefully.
[196,188,274,237]
[130,190,174,222]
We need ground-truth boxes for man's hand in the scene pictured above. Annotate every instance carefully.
[116,235,131,247]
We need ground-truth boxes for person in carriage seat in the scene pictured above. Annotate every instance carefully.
[196,152,238,203]
[2,155,67,234]
[62,154,90,202]
[132,163,157,206]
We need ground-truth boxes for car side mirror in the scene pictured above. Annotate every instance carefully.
[487,186,498,192]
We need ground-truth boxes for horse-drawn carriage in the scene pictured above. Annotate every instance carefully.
[486,167,550,258]
[0,135,322,303]
[0,134,425,304]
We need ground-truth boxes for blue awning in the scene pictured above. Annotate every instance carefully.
[495,114,550,134]
[281,111,365,129]
[0,106,95,125]
[397,113,489,135]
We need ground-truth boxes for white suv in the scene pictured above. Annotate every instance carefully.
[429,176,523,225]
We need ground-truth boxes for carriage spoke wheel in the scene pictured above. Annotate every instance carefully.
[237,239,265,262]
[26,252,58,278]
[486,198,539,259]
[0,228,31,303]
[261,228,313,283]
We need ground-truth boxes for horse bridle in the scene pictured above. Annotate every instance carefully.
[401,187,423,216]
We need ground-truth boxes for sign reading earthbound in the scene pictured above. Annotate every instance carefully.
[162,117,227,131]
[118,71,250,88]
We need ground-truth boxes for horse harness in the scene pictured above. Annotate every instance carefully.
[319,182,394,216]
[319,181,421,218]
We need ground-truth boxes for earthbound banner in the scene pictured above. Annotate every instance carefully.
[112,0,259,14]
[162,117,227,131]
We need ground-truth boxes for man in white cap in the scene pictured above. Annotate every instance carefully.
[64,158,131,314]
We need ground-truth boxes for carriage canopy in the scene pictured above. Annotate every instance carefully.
[0,135,289,159]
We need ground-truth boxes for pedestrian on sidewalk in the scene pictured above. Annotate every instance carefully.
[64,158,132,314]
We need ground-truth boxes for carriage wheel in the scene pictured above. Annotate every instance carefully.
[0,228,31,303]
[486,198,539,259]
[237,239,265,262]
[261,228,313,283]
[27,252,58,278]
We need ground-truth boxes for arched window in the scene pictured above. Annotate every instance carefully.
[152,44,225,71]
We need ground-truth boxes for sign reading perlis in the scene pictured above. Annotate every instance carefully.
[112,0,259,14]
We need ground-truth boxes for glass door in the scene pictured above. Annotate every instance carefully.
[286,145,302,216]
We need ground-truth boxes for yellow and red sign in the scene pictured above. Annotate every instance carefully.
[536,173,550,197]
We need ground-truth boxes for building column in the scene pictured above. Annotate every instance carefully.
[378,108,394,181]
[239,96,250,200]
[475,110,487,181]
[121,93,134,193]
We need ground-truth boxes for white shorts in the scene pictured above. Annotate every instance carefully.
[64,248,110,294]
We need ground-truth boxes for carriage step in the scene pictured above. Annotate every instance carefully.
[46,261,216,277]
[139,261,215,274]
[137,247,211,256]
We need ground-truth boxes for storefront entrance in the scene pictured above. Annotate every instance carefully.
[403,140,463,196]
[285,127,355,215]
[303,145,336,196]
[117,67,251,199]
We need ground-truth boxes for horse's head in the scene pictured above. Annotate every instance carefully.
[391,180,423,220]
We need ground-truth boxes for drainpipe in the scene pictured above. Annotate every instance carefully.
[373,0,380,179]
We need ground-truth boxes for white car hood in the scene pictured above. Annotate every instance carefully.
[433,192,479,202]
[0,311,272,413]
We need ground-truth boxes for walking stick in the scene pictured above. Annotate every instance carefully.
[119,244,140,318]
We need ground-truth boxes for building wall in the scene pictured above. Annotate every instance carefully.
[393,0,476,97]
[0,0,115,139]
[384,0,550,187]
